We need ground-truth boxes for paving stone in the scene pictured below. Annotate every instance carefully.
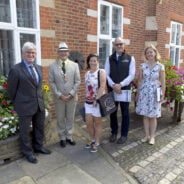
[36,164,100,184]
[158,178,170,184]
[112,152,119,157]
[172,168,183,175]
[137,160,149,167]
[7,176,36,184]
[129,166,141,173]
[0,162,25,184]
[146,156,155,162]
[18,150,70,180]
[165,172,177,181]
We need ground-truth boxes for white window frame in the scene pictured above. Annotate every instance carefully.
[0,0,41,65]
[169,21,182,67]
[97,0,123,59]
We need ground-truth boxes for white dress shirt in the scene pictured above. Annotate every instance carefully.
[104,54,135,102]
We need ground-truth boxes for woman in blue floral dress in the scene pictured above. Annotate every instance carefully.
[136,45,165,145]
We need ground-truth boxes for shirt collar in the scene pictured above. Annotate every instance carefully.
[58,58,68,65]
[23,60,34,67]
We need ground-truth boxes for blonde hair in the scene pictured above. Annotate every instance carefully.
[144,45,161,61]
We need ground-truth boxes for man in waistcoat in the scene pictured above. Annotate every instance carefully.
[105,37,135,144]
[49,42,81,148]
[7,42,51,164]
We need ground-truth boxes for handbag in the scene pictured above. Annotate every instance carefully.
[79,106,86,122]
[156,87,162,102]
[97,70,117,117]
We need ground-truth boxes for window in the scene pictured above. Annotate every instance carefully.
[98,1,123,67]
[169,21,182,67]
[0,0,40,76]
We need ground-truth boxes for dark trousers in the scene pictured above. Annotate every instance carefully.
[110,102,129,137]
[19,108,45,156]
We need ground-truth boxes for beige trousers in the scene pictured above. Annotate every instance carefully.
[55,98,77,140]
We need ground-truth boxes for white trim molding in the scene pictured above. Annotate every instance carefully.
[39,0,55,8]
[41,30,55,38]
[145,16,158,30]
[87,9,98,18]
[166,28,171,33]
[124,39,130,45]
[123,18,130,25]
[41,59,55,66]
[87,34,97,42]
[165,44,170,49]
[145,41,158,47]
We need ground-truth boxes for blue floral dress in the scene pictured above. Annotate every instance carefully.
[136,61,165,118]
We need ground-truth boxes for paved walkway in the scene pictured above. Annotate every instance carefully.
[0,103,183,184]
[0,126,137,184]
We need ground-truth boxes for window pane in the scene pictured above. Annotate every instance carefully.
[171,24,176,44]
[16,0,36,28]
[176,24,181,45]
[170,46,175,65]
[0,30,14,76]
[100,5,109,35]
[175,48,180,67]
[0,0,11,23]
[112,7,122,38]
[20,33,36,62]
[99,39,110,68]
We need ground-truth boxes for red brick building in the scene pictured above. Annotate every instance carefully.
[0,0,184,104]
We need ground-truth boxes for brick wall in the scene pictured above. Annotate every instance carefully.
[156,0,184,65]
[40,0,184,110]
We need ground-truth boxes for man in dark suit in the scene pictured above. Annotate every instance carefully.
[7,42,51,164]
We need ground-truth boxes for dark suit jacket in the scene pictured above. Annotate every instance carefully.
[7,61,45,116]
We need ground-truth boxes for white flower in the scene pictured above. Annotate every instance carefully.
[0,123,2,126]
[9,120,12,123]
[3,125,9,129]
[11,117,15,120]
[10,128,16,133]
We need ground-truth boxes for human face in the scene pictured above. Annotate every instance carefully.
[145,48,156,62]
[114,38,125,55]
[89,56,99,71]
[58,50,69,61]
[22,49,37,64]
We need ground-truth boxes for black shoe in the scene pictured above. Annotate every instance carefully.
[117,136,127,144]
[109,134,117,143]
[60,140,66,147]
[34,147,51,154]
[26,155,38,164]
[66,139,76,145]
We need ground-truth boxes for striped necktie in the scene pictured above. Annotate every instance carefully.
[29,65,37,84]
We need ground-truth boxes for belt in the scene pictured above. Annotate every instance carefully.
[85,101,93,104]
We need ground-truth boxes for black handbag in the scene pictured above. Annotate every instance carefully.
[79,106,86,122]
[97,70,117,117]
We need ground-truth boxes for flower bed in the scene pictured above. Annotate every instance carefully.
[0,76,52,141]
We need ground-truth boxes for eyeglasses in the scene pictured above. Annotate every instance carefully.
[115,43,124,46]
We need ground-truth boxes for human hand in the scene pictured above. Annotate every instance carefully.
[93,100,97,107]
[65,94,73,101]
[113,84,122,94]
[59,95,68,102]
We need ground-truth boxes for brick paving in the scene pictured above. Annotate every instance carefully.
[77,103,184,184]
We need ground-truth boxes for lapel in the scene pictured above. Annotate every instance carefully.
[56,61,65,82]
[20,61,40,87]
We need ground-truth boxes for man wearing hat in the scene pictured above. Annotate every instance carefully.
[49,42,81,147]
